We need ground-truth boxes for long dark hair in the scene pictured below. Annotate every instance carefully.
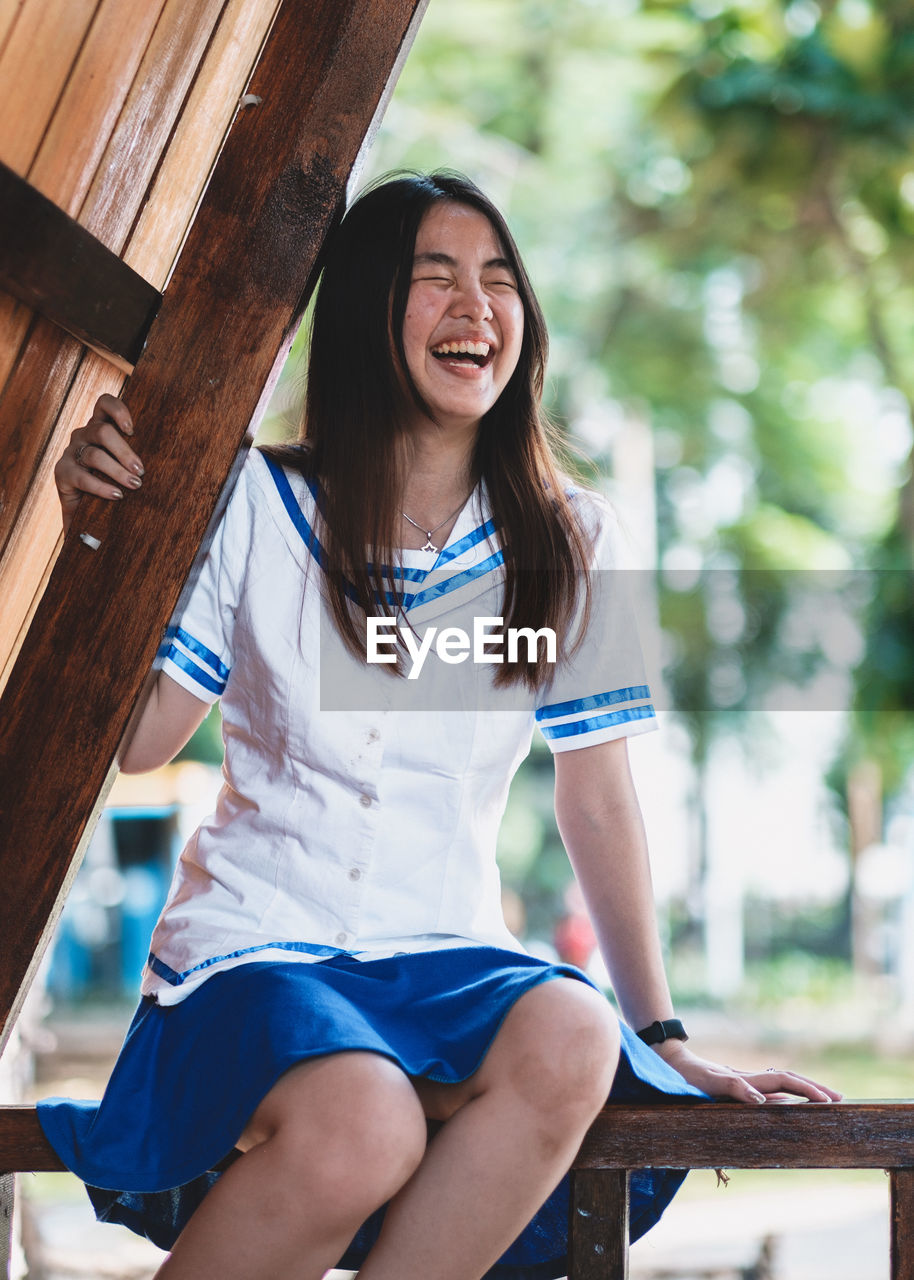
[263,171,591,690]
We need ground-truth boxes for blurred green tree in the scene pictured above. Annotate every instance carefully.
[256,0,914,971]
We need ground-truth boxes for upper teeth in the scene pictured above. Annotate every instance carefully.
[433,341,490,357]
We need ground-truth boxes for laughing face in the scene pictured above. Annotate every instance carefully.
[401,201,525,438]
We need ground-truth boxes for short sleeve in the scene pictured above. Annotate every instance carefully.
[535,492,656,753]
[155,460,253,704]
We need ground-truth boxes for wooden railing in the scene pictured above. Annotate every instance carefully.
[569,1101,914,1279]
[2,1101,913,1277]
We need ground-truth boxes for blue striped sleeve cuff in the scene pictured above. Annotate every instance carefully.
[157,625,230,700]
[536,685,656,752]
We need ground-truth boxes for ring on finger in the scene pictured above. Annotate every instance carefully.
[74,443,92,469]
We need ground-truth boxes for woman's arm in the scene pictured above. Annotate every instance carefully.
[553,737,841,1103]
[119,672,210,774]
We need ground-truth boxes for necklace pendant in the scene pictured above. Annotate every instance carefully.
[421,537,438,554]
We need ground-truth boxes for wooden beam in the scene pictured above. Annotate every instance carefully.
[6,1100,913,1177]
[0,161,161,368]
[0,0,428,1052]
[575,1101,914,1169]
[0,1108,63,1174]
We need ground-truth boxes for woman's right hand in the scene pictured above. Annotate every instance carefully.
[55,394,145,532]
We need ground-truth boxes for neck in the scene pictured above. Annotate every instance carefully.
[401,424,477,522]
[397,428,478,553]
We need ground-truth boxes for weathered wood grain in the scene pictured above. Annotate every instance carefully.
[0,0,98,177]
[125,0,282,286]
[891,1169,914,1280]
[0,163,161,363]
[0,318,85,562]
[0,0,429,1053]
[576,1100,914,1169]
[568,1169,629,1280]
[0,511,59,691]
[0,1108,64,1174]
[28,0,167,218]
[0,0,25,60]
[0,352,122,686]
[0,283,35,394]
[0,0,120,420]
[79,0,230,254]
[0,0,227,562]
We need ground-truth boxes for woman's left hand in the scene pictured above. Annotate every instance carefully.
[652,1040,843,1104]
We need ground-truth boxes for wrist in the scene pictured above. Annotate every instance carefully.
[650,1035,691,1065]
[635,1017,688,1047]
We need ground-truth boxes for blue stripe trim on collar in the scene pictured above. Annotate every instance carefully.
[370,520,500,588]
[432,516,499,569]
[407,549,506,611]
[262,456,502,612]
[536,684,652,722]
[368,564,429,584]
[262,454,326,568]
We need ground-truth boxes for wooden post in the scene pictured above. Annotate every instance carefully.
[0,0,429,1054]
[568,1168,629,1280]
[891,1169,914,1280]
[0,1174,12,1280]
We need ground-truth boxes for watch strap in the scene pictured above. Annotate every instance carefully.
[636,1018,689,1045]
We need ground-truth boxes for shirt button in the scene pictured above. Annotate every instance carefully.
[335,932,349,946]
[348,867,362,881]
[367,728,380,742]
[359,793,372,808]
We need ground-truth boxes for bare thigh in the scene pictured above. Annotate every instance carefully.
[236,1049,427,1155]
[412,977,619,1123]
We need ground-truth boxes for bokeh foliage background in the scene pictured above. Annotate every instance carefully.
[262,0,914,1015]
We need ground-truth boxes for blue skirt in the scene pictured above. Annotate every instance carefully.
[38,947,704,1280]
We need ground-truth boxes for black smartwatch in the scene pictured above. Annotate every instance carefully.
[636,1018,689,1046]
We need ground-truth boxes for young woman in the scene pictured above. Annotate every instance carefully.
[45,172,838,1280]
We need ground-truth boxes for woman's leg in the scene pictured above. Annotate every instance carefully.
[153,1051,427,1280]
[359,976,620,1280]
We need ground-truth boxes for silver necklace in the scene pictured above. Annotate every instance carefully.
[401,497,469,553]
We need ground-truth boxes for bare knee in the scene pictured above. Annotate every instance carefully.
[239,1053,427,1211]
[488,980,620,1126]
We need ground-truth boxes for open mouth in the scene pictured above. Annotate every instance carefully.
[431,340,494,369]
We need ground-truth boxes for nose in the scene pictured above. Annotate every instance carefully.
[449,277,492,323]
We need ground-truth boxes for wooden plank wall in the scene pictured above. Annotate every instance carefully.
[0,0,282,688]
[0,0,429,1057]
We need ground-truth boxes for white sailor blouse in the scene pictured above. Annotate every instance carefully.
[142,449,656,1005]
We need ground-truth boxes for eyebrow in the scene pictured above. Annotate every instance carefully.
[412,252,516,273]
